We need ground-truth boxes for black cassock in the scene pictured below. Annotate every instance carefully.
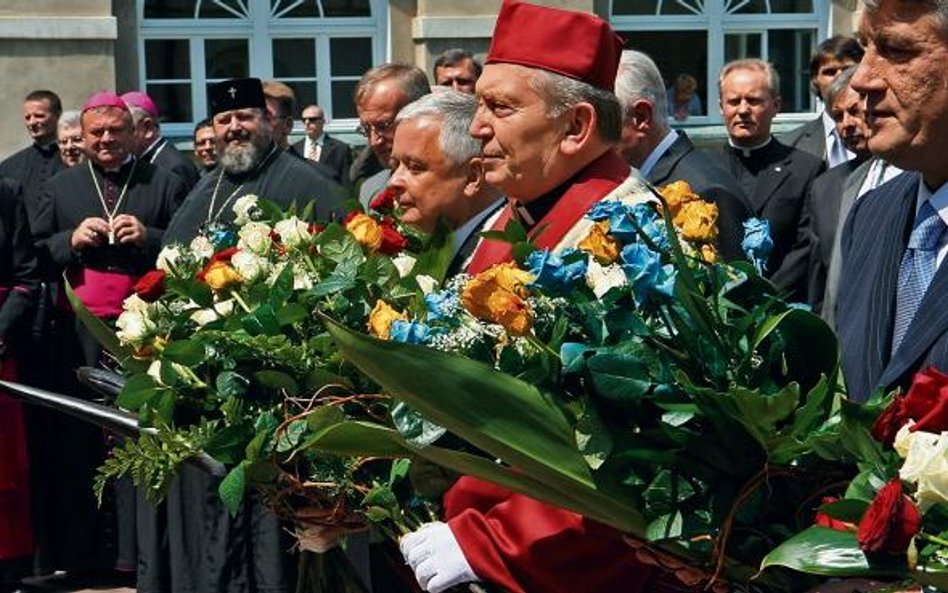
[142,144,344,593]
[0,140,63,231]
[164,143,346,246]
[141,137,201,192]
[31,159,185,576]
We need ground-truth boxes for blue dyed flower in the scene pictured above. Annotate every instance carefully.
[424,289,460,323]
[585,200,628,222]
[389,320,432,344]
[742,218,774,274]
[620,243,676,306]
[208,227,237,250]
[525,248,587,293]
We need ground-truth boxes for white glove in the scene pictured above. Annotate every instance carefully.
[399,522,478,593]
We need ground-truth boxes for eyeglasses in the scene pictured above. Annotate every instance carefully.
[356,119,396,137]
[302,116,325,124]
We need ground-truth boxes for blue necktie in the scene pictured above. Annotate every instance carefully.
[892,200,945,353]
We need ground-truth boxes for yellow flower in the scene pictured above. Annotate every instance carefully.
[202,261,243,291]
[367,300,407,340]
[578,221,620,265]
[675,200,719,244]
[659,180,699,218]
[346,213,383,252]
[700,243,718,264]
[461,263,535,336]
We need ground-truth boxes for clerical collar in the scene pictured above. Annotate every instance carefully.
[141,137,167,163]
[35,138,58,156]
[639,129,679,178]
[728,136,773,158]
[511,171,582,230]
[98,155,136,175]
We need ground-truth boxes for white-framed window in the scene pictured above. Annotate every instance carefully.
[138,0,386,138]
[610,0,826,125]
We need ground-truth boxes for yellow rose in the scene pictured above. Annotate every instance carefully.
[461,263,535,336]
[700,243,718,264]
[659,180,699,218]
[345,213,383,252]
[367,300,407,340]
[675,200,719,244]
[202,261,243,291]
[578,221,620,265]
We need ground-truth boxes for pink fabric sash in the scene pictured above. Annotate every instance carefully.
[67,268,137,318]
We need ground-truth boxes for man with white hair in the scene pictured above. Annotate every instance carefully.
[388,90,501,266]
[56,110,85,168]
[615,49,752,261]
[122,91,201,190]
[163,77,344,245]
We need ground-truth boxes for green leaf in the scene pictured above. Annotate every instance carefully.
[412,220,454,283]
[268,260,295,307]
[575,406,612,470]
[241,303,281,336]
[819,498,869,523]
[116,374,160,411]
[276,303,309,326]
[218,462,247,516]
[276,419,308,452]
[760,526,906,579]
[163,339,207,366]
[391,401,447,447]
[304,406,347,435]
[586,353,652,404]
[318,224,363,265]
[252,370,300,395]
[203,424,251,465]
[646,511,684,541]
[358,254,398,287]
[216,371,250,398]
[304,367,352,391]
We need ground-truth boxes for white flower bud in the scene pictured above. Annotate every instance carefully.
[189,235,215,260]
[156,245,182,275]
[233,194,260,225]
[274,217,310,248]
[392,254,417,278]
[231,250,269,283]
[238,221,272,256]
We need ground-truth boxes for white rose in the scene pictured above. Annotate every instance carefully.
[900,429,945,483]
[585,259,628,299]
[189,235,215,260]
[156,245,182,275]
[231,250,269,283]
[190,308,219,326]
[894,421,917,458]
[416,274,438,295]
[392,253,417,278]
[146,360,163,384]
[214,299,235,317]
[232,194,260,225]
[274,217,310,248]
[238,221,272,256]
[916,437,948,512]
[116,310,155,345]
[292,262,314,290]
[122,293,151,315]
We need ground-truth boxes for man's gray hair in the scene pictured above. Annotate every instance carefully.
[57,110,81,131]
[825,65,857,108]
[127,104,155,127]
[615,50,669,134]
[395,90,480,167]
[718,58,781,98]
[863,0,948,30]
[528,70,622,143]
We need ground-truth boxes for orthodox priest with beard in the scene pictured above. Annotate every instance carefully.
[163,77,345,245]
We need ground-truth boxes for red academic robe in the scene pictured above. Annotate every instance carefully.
[450,151,672,593]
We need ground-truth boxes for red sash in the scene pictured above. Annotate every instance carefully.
[66,267,138,318]
[466,151,630,274]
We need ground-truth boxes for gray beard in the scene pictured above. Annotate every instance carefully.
[220,140,264,175]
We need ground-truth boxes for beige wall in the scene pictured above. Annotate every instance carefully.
[0,1,115,157]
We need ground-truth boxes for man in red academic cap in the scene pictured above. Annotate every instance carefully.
[398,3,685,593]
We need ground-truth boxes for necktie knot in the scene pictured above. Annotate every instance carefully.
[909,201,945,251]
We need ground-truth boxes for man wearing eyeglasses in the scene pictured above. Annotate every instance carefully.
[292,104,352,186]
[353,63,430,210]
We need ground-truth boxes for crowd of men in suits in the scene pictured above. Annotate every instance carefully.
[0,0,942,591]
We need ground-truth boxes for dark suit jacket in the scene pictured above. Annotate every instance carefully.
[292,135,353,185]
[778,116,826,165]
[143,138,201,191]
[723,139,825,301]
[836,172,948,402]
[647,132,753,262]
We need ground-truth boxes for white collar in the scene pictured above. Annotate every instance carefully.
[729,136,772,158]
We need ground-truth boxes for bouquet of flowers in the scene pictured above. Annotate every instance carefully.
[311,181,850,592]
[762,367,948,591]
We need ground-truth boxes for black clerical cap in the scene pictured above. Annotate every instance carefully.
[209,78,266,116]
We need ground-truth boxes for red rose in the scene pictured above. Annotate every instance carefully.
[871,392,908,447]
[197,247,240,283]
[133,269,166,302]
[903,367,948,434]
[378,224,408,255]
[814,497,852,532]
[369,188,397,213]
[856,479,921,555]
[307,223,324,235]
[342,211,362,225]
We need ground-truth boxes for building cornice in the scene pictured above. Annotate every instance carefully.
[0,16,117,40]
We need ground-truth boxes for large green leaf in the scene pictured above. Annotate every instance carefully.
[760,526,905,578]
[64,279,147,373]
[322,317,644,533]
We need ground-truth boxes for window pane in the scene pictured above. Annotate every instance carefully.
[617,31,709,118]
[147,83,192,122]
[146,39,190,79]
[274,0,319,17]
[612,0,657,15]
[331,80,358,119]
[198,0,249,18]
[273,39,316,78]
[725,32,762,62]
[322,0,371,17]
[330,38,372,77]
[285,82,318,116]
[144,0,246,18]
[769,29,815,112]
[727,0,767,13]
[205,39,249,79]
[768,0,813,12]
